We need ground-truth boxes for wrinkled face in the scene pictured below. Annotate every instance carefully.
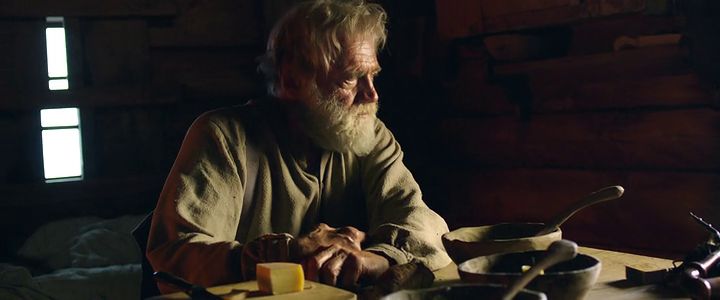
[299,38,381,156]
[317,38,381,108]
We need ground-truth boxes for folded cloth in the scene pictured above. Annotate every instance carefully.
[17,215,144,270]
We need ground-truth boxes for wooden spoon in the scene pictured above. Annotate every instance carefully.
[535,185,624,236]
[501,240,578,300]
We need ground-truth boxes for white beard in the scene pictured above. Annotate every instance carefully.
[300,88,378,156]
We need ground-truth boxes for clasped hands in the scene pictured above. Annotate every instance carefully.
[290,223,390,290]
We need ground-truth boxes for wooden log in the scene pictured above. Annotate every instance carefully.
[65,18,86,90]
[90,108,180,177]
[0,20,47,94]
[447,81,512,115]
[613,34,682,51]
[482,14,680,60]
[149,0,261,47]
[437,109,720,171]
[451,73,712,114]
[149,49,261,100]
[0,112,44,183]
[436,1,585,38]
[431,168,720,258]
[0,0,176,17]
[495,45,689,84]
[435,0,650,37]
[483,5,588,34]
[480,0,581,18]
[434,0,484,39]
[586,0,646,17]
[483,31,574,62]
[80,20,150,87]
[568,14,680,55]
[541,73,712,111]
[485,45,693,115]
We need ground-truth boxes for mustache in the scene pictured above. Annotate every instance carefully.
[347,102,378,117]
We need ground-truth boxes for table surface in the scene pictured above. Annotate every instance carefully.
[150,280,356,300]
[154,247,688,300]
[433,246,689,299]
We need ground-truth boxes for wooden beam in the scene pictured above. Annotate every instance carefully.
[437,109,720,171]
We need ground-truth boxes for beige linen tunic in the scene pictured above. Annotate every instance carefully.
[147,101,451,291]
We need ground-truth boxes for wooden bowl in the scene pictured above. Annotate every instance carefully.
[442,223,562,264]
[458,250,601,300]
[381,283,547,300]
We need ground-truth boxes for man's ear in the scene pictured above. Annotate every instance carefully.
[277,67,303,100]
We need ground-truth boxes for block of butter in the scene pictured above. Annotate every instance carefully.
[256,262,305,295]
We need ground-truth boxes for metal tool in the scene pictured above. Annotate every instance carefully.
[690,212,720,245]
[153,271,222,300]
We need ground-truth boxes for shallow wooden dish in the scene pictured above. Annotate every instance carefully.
[442,223,562,264]
[458,250,601,300]
[381,283,546,300]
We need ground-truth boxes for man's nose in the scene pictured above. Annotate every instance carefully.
[355,75,378,104]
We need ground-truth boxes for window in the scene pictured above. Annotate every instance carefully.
[42,17,83,181]
[41,108,83,180]
[45,16,69,91]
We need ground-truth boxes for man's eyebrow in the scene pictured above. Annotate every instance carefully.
[344,65,382,77]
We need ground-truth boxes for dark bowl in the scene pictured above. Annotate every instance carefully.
[458,250,601,300]
[442,223,562,265]
[381,283,547,300]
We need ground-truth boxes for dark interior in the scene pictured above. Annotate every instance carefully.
[1,0,718,270]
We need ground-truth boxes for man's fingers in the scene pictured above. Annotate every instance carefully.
[304,245,340,281]
[320,250,348,286]
[334,235,361,252]
[338,251,362,290]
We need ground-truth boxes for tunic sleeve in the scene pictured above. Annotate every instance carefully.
[146,111,248,293]
[361,120,452,270]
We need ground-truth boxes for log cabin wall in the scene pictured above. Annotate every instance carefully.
[0,0,716,261]
[0,0,431,260]
[0,0,287,259]
[428,0,720,258]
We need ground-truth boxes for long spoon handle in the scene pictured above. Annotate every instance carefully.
[536,185,624,236]
[501,240,578,300]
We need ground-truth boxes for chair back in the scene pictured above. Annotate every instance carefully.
[132,211,161,299]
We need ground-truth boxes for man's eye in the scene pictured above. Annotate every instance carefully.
[341,78,357,87]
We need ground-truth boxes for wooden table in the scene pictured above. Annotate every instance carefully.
[433,246,689,299]
[154,247,688,299]
[150,280,356,300]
